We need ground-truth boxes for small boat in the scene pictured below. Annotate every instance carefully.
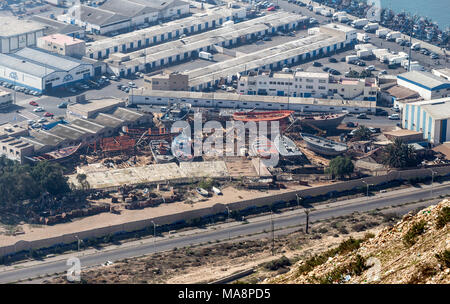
[274,135,302,158]
[150,140,175,163]
[212,186,222,195]
[196,187,209,197]
[161,103,191,122]
[301,133,348,156]
[250,136,278,159]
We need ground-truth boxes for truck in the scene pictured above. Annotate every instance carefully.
[357,49,372,58]
[337,15,349,23]
[376,28,390,38]
[320,9,332,17]
[346,55,358,63]
[313,6,325,14]
[412,42,421,50]
[357,32,370,42]
[332,11,346,20]
[386,31,401,41]
[351,18,369,29]
[222,20,234,27]
[363,22,379,33]
[199,51,213,61]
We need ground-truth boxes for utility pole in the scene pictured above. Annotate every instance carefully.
[151,220,156,252]
[429,169,437,198]
[226,206,231,240]
[270,211,275,256]
[304,209,310,234]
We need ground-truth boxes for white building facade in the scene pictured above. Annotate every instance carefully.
[402,98,450,144]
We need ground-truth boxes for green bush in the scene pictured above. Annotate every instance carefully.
[403,220,427,246]
[435,249,450,268]
[264,256,291,271]
[436,207,450,229]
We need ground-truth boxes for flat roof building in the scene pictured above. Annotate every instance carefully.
[0,47,93,93]
[397,71,450,100]
[0,17,46,53]
[37,34,86,58]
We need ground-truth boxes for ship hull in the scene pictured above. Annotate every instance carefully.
[301,133,348,156]
[298,113,346,130]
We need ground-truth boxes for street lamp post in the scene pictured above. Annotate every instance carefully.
[150,220,156,251]
[362,180,373,200]
[75,235,80,252]
[225,206,231,240]
[429,169,437,198]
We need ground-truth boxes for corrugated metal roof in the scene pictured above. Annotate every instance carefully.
[398,71,450,90]
[14,48,86,72]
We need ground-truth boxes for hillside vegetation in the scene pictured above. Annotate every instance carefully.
[268,199,450,284]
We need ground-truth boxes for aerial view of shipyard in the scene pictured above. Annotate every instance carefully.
[0,0,448,290]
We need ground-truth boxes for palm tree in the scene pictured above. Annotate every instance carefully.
[383,138,417,168]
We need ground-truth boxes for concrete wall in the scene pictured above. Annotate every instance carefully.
[1,166,450,258]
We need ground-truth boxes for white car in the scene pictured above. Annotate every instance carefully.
[366,65,375,71]
[33,107,44,112]
[388,114,400,120]
[31,123,42,129]
[38,118,47,123]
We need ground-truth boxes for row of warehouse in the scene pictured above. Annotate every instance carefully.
[0,98,152,163]
[106,12,308,77]
[86,9,237,59]
[186,23,356,91]
[129,88,375,113]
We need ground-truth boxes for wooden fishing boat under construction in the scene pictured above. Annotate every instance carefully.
[297,113,346,130]
[232,110,294,122]
[250,136,278,159]
[150,140,175,164]
[27,143,82,162]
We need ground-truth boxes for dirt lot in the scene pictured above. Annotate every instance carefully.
[48,209,401,284]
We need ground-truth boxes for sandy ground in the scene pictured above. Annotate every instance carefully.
[0,183,330,247]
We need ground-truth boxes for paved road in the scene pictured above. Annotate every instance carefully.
[0,182,448,283]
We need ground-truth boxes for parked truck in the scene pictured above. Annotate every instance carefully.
[199,51,213,61]
[376,28,390,38]
[320,9,332,17]
[357,32,370,42]
[357,49,372,58]
[363,22,379,33]
[332,11,346,20]
[412,42,421,50]
[386,31,401,41]
[346,55,358,63]
[351,18,369,29]
[337,15,349,22]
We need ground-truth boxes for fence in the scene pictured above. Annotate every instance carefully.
[1,165,449,258]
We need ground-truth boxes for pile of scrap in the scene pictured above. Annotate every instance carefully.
[36,203,111,225]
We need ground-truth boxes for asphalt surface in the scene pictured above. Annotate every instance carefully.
[0,182,448,284]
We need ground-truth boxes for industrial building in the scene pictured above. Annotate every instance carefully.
[106,12,307,77]
[397,71,450,100]
[58,0,189,35]
[432,68,450,82]
[129,89,375,113]
[186,24,356,91]
[0,17,45,53]
[0,47,93,93]
[31,15,85,39]
[37,34,86,58]
[86,10,236,59]
[402,97,450,145]
[144,72,189,91]
[238,70,378,101]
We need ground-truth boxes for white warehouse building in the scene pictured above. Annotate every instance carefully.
[0,17,46,54]
[397,71,450,100]
[129,89,376,114]
[402,97,450,145]
[0,48,93,93]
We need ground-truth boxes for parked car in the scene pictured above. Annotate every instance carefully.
[328,57,338,63]
[44,112,54,117]
[322,67,330,72]
[38,118,47,123]
[313,61,322,67]
[329,69,341,75]
[366,65,376,71]
[31,123,42,129]
[58,102,68,108]
[29,101,38,106]
[357,113,368,119]
[346,122,356,127]
[33,107,44,112]
[388,113,400,120]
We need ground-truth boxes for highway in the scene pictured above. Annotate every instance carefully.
[0,182,448,283]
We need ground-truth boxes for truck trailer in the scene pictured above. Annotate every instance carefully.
[351,18,369,29]
[363,23,379,33]
[376,28,390,38]
[386,31,401,41]
[199,51,213,61]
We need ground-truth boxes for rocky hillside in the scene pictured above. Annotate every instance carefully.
[268,199,450,284]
